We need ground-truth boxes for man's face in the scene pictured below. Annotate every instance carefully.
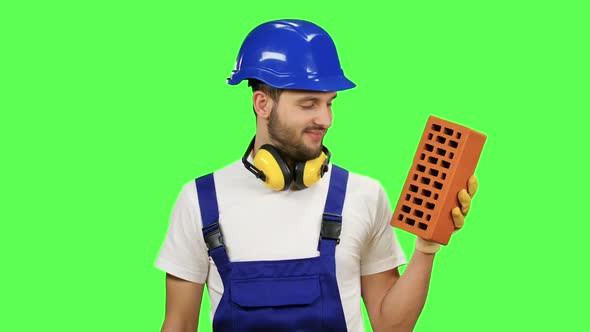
[267,90,336,162]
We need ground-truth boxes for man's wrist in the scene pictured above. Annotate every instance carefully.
[415,237,441,254]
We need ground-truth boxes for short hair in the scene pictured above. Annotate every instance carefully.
[248,79,284,117]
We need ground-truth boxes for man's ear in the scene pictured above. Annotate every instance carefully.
[253,91,272,119]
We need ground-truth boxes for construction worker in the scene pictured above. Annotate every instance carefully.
[156,19,477,331]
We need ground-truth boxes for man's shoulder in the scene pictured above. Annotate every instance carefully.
[177,158,245,194]
[334,164,382,187]
[185,158,246,184]
[332,164,386,198]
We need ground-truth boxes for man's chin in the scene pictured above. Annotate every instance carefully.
[306,146,324,160]
[291,148,323,162]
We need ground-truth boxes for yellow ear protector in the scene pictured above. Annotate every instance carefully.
[242,136,331,191]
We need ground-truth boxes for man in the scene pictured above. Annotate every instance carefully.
[156,19,477,331]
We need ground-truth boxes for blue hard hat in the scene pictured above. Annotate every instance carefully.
[227,19,356,91]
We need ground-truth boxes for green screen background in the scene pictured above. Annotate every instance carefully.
[1,0,588,331]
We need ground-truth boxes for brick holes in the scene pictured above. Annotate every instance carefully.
[441,160,451,169]
[436,136,446,144]
[421,189,432,197]
[420,177,431,185]
[432,124,441,132]
[428,156,438,165]
[429,168,439,177]
[449,140,458,148]
[416,164,426,172]
[436,148,446,157]
[410,185,418,193]
[420,153,425,160]
[399,197,428,229]
[418,222,428,230]
[425,144,434,152]
[433,181,443,190]
[444,127,454,136]
[425,202,435,210]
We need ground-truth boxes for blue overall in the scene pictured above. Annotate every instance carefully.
[195,165,350,331]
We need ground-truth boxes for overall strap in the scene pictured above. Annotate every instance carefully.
[195,173,230,268]
[319,165,349,257]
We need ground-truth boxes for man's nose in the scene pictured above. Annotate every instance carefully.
[314,104,332,128]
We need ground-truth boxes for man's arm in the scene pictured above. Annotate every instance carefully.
[362,176,478,331]
[361,251,434,332]
[161,273,205,332]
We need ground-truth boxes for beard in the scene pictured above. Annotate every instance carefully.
[267,105,324,162]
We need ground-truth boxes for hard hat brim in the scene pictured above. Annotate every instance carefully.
[227,70,356,92]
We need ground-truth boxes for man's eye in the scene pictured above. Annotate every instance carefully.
[300,103,332,110]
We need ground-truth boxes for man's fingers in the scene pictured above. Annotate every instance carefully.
[452,207,465,229]
[453,175,476,231]
[458,189,471,215]
[468,175,478,197]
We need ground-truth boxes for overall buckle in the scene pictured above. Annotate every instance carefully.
[203,222,224,250]
[320,213,342,244]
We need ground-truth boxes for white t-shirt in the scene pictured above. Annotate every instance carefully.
[155,158,407,331]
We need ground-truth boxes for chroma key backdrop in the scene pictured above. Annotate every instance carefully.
[1,1,588,331]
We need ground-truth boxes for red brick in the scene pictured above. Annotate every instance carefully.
[390,116,486,245]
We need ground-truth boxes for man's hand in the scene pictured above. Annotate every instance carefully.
[415,175,478,254]
[450,175,478,229]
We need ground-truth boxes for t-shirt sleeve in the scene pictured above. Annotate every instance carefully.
[360,182,407,276]
[155,182,210,284]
